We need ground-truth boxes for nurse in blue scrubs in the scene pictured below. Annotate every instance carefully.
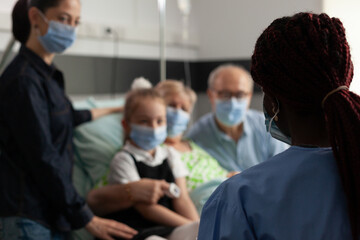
[198,12,360,240]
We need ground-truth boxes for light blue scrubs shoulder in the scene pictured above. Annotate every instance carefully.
[198,146,352,240]
[186,110,288,171]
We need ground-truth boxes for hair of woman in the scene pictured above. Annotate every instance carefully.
[12,0,63,44]
[156,80,197,109]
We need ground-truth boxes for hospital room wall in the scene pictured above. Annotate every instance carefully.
[0,0,200,60]
[57,0,322,119]
[189,0,323,117]
[323,0,360,94]
[192,0,323,60]
[0,0,321,120]
[6,0,360,120]
[192,0,360,94]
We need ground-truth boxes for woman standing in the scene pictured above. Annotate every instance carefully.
[0,0,136,239]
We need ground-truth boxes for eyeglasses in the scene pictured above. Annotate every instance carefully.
[213,90,250,101]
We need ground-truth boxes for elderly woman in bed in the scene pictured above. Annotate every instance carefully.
[156,80,239,191]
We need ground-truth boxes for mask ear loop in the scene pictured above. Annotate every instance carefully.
[36,8,49,24]
[268,98,280,132]
[34,9,49,36]
[271,98,280,121]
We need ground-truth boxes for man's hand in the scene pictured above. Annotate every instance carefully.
[85,216,138,240]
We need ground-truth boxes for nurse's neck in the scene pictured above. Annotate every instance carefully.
[26,38,55,65]
[283,105,331,148]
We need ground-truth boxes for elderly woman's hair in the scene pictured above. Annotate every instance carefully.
[207,64,254,91]
[156,80,197,108]
[251,12,360,239]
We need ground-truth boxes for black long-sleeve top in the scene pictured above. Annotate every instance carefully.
[0,46,93,231]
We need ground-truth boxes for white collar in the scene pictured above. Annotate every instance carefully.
[123,141,168,164]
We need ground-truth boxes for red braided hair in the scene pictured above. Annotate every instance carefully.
[251,12,360,239]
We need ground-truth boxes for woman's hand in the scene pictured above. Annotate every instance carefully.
[129,178,170,204]
[90,106,123,120]
[85,216,138,240]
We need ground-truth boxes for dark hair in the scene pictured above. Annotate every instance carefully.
[251,12,360,239]
[12,0,63,44]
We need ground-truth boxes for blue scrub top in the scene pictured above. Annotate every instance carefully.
[186,110,288,171]
[198,146,351,240]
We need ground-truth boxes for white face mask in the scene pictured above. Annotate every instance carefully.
[166,107,190,137]
[215,98,248,126]
[36,10,76,53]
[130,124,167,150]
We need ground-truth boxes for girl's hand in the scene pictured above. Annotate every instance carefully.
[130,178,170,204]
[85,216,138,240]
[227,171,240,178]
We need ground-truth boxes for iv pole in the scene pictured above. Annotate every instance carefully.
[158,0,166,82]
[177,0,191,87]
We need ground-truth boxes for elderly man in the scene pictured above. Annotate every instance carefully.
[186,64,287,172]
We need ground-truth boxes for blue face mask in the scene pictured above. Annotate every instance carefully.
[37,11,76,53]
[166,107,190,137]
[215,98,248,126]
[263,102,291,145]
[130,124,167,150]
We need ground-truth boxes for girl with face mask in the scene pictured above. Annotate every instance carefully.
[0,0,129,239]
[107,88,199,240]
